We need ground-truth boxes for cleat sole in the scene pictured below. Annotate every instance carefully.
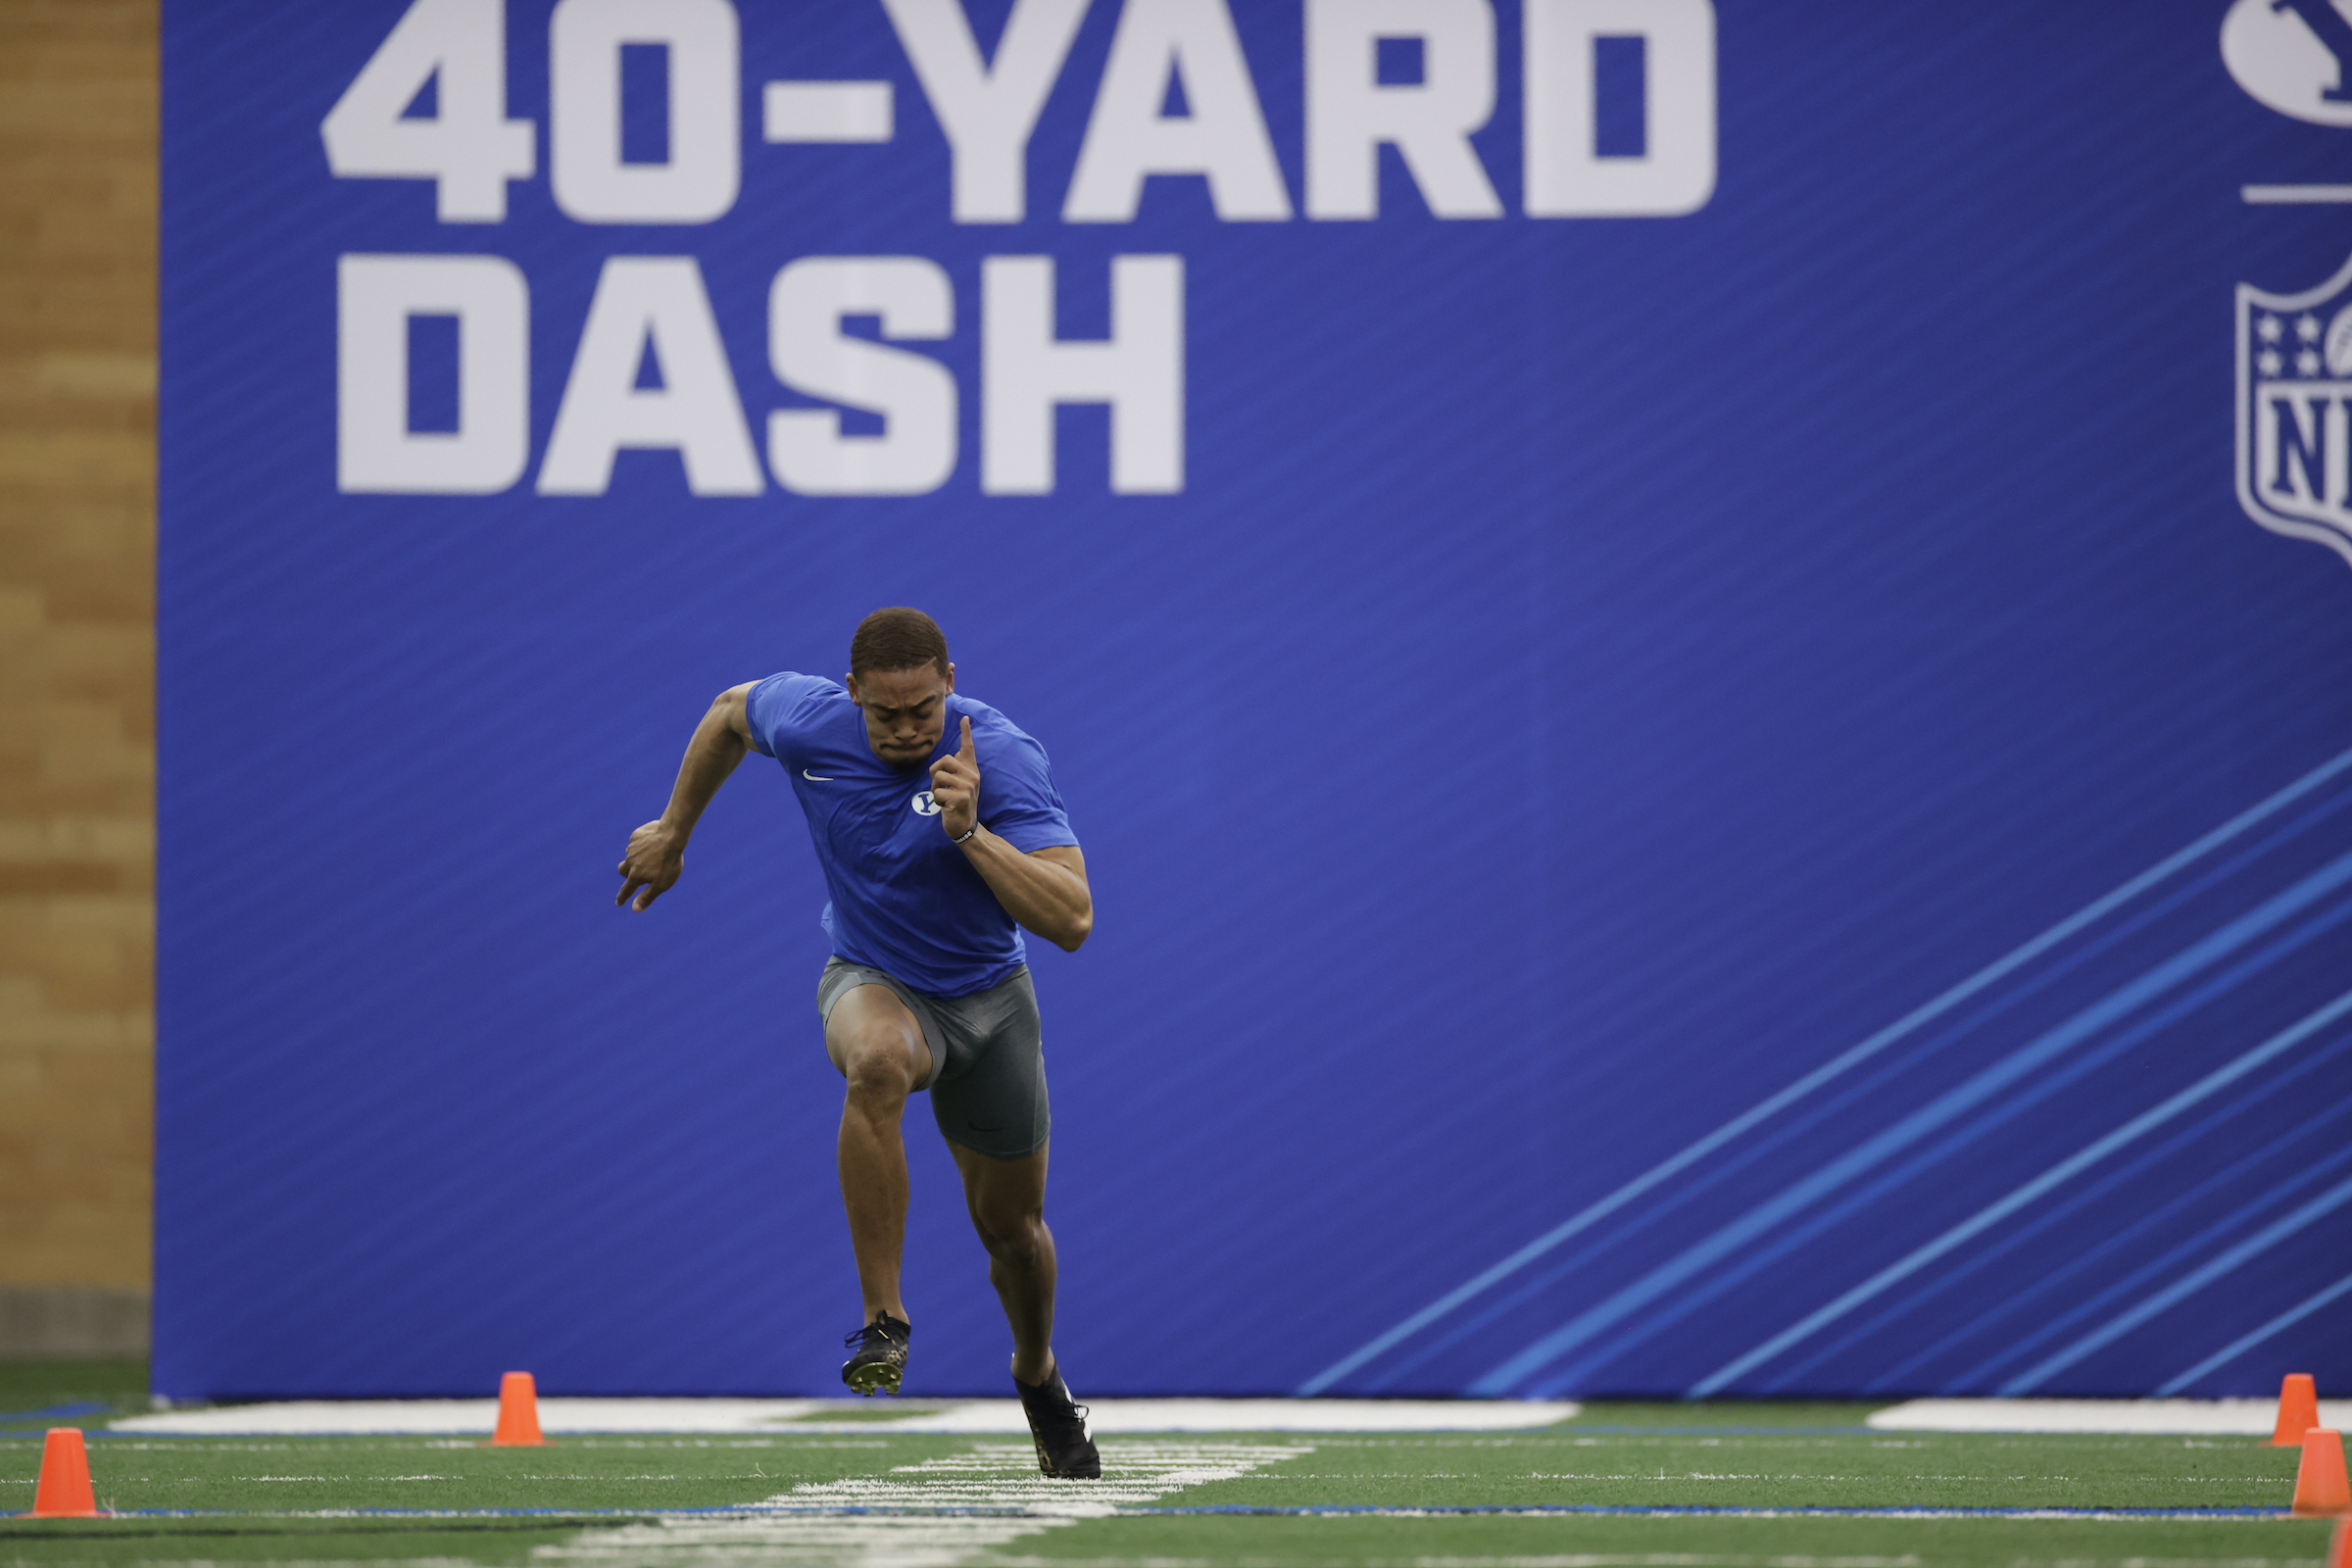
[843,1361,903,1397]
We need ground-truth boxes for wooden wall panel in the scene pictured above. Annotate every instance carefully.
[0,0,158,1323]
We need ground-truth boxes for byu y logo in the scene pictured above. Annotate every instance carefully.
[2222,0,2352,123]
[2237,253,2352,564]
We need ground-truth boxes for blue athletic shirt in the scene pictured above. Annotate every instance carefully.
[743,672,1078,998]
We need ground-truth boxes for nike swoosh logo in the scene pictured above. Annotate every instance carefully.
[802,768,834,781]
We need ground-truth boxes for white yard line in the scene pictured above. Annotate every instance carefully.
[114,1398,1575,1437]
[1866,1398,2352,1435]
[112,1398,830,1435]
[533,1440,1303,1568]
[869,1402,1577,1436]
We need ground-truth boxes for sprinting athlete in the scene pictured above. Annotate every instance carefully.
[613,608,1100,1480]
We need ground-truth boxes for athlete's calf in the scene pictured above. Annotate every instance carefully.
[952,1143,1056,1385]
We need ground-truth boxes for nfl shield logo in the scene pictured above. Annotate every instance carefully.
[2239,250,2352,566]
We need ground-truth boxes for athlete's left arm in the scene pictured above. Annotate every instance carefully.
[928,717,1094,952]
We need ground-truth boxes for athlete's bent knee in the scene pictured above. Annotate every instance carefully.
[975,1206,1047,1268]
[839,1037,916,1107]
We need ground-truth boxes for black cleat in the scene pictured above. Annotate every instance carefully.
[1014,1364,1101,1478]
[841,1312,910,1396]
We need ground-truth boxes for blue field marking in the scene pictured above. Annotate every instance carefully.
[0,1402,108,1425]
[2158,1266,2352,1395]
[2002,1170,2352,1393]
[1688,983,2352,1396]
[1470,847,2352,1397]
[1300,749,2352,1397]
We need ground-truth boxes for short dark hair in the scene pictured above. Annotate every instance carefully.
[850,607,950,678]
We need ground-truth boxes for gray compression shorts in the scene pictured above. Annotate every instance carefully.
[816,957,1050,1162]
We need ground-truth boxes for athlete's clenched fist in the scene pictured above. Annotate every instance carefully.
[928,715,980,842]
[616,819,685,909]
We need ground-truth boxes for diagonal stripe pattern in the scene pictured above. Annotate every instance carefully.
[1305,746,2352,1398]
[1299,746,2352,1396]
[1690,985,2352,1396]
[1475,852,2352,1396]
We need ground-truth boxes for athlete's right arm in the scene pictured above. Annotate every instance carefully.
[615,682,760,911]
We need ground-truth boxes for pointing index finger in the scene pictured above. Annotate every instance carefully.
[958,714,975,760]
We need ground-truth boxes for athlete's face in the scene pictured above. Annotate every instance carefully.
[846,662,956,769]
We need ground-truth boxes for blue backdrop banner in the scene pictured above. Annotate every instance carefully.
[156,0,2352,1400]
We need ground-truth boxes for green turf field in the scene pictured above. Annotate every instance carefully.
[0,1363,2335,1568]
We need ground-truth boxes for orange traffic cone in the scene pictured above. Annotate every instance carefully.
[22,1428,101,1518]
[2295,1428,2352,1515]
[488,1371,550,1446]
[2277,1374,2324,1446]
[2327,1517,2351,1568]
